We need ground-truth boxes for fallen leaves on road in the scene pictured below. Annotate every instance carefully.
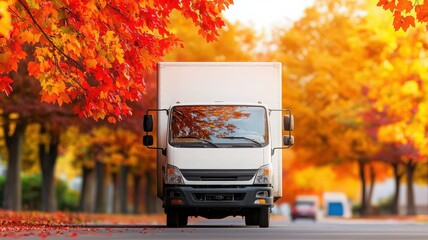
[0,210,165,238]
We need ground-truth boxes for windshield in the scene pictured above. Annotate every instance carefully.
[169,105,268,148]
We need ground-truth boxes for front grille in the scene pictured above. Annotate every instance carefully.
[200,176,237,181]
[193,193,246,202]
[181,169,257,181]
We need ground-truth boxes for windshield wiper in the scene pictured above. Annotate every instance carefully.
[176,136,220,148]
[221,136,263,147]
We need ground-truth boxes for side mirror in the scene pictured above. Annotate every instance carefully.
[283,135,294,147]
[283,115,294,131]
[143,135,154,146]
[143,115,153,132]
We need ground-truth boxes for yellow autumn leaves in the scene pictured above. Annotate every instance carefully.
[0,0,14,37]
[62,126,155,171]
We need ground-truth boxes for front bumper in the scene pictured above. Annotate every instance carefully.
[164,185,273,209]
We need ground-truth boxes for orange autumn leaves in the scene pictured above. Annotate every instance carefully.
[377,0,428,31]
[63,126,156,171]
[0,0,17,96]
[276,0,428,204]
[1,0,428,123]
[0,0,232,122]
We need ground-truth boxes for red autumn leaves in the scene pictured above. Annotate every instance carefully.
[378,0,428,31]
[0,0,232,122]
[0,210,165,238]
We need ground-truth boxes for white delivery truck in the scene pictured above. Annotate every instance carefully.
[143,62,294,228]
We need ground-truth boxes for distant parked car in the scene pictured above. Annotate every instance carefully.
[291,195,319,221]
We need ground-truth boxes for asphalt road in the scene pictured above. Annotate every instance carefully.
[5,216,428,240]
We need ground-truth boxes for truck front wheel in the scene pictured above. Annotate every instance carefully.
[259,207,270,228]
[245,211,259,226]
[179,213,188,226]
[166,210,188,227]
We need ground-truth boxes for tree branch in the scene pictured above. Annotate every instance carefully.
[17,0,85,72]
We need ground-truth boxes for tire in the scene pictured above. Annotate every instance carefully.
[179,213,188,227]
[166,210,180,228]
[167,210,187,227]
[259,207,270,228]
[245,211,259,226]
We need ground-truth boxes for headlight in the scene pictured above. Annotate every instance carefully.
[165,165,184,184]
[254,164,273,185]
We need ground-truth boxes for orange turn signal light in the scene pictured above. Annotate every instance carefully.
[171,199,183,205]
[255,199,267,204]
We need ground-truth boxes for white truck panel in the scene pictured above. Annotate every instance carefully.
[158,62,281,105]
[170,148,265,170]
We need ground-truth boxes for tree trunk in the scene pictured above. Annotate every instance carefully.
[119,165,129,214]
[358,159,367,216]
[112,171,119,213]
[39,127,59,212]
[366,164,376,215]
[133,174,142,214]
[145,170,161,213]
[406,160,417,215]
[145,170,156,214]
[2,120,26,211]
[95,161,107,213]
[79,166,95,212]
[391,162,403,215]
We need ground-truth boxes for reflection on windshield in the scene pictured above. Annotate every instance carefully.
[169,105,268,147]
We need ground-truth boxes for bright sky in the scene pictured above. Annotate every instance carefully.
[223,0,316,33]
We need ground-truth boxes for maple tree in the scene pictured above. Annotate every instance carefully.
[1,0,233,213]
[60,124,155,214]
[0,47,77,211]
[361,24,428,215]
[0,0,232,122]
[274,0,384,215]
[104,127,147,213]
[272,0,428,215]
[355,0,425,215]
